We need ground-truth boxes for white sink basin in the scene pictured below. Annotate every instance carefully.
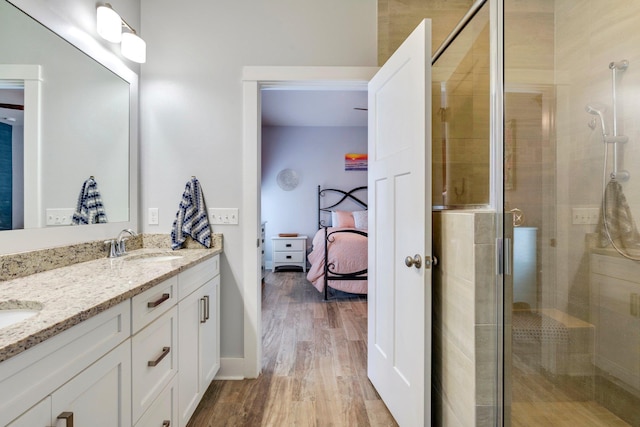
[137,255,183,263]
[0,301,43,329]
[124,252,183,263]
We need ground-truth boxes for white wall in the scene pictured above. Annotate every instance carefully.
[261,125,368,266]
[140,0,377,362]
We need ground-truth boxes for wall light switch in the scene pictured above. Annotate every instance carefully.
[45,208,74,226]
[209,208,239,225]
[572,207,600,225]
[149,208,159,225]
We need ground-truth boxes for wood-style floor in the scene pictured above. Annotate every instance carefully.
[187,271,398,427]
[511,351,630,426]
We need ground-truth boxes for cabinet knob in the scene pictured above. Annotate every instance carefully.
[57,412,74,427]
[162,421,171,427]
[286,243,292,247]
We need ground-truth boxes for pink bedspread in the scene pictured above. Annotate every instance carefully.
[306,227,368,294]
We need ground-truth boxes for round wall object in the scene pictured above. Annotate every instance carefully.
[277,168,299,191]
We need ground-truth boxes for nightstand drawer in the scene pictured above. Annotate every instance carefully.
[273,239,305,251]
[273,251,305,263]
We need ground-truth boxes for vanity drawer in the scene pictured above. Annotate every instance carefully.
[132,276,178,334]
[179,255,219,300]
[132,306,177,423]
[135,376,177,427]
[274,251,305,263]
[273,239,305,252]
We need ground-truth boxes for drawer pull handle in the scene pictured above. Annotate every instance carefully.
[204,295,210,321]
[286,243,292,247]
[148,293,170,308]
[286,255,292,259]
[148,346,171,366]
[200,297,207,323]
[162,421,171,427]
[57,411,74,427]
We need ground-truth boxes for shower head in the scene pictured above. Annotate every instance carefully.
[585,103,608,136]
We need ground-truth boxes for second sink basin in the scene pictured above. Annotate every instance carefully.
[124,252,183,263]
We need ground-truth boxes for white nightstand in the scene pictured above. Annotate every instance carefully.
[272,235,308,272]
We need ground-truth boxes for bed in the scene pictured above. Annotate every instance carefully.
[306,185,368,300]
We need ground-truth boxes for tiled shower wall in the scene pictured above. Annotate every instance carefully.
[378,0,474,65]
[432,210,502,427]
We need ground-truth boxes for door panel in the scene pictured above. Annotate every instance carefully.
[368,19,432,426]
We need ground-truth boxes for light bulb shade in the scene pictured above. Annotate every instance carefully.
[96,5,122,43]
[121,32,146,63]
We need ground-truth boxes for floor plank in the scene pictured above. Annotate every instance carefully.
[187,271,397,427]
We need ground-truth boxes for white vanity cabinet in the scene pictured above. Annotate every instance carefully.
[590,253,640,390]
[178,255,221,427]
[1,302,131,427]
[1,253,221,427]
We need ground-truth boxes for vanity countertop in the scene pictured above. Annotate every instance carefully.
[0,246,222,363]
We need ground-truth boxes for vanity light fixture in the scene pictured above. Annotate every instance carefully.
[96,3,146,63]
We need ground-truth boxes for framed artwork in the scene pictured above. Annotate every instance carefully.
[345,153,367,171]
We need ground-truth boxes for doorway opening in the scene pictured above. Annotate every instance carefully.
[241,67,377,379]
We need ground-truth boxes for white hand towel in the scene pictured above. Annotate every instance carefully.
[171,177,211,249]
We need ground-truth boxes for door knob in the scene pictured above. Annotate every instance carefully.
[404,254,422,269]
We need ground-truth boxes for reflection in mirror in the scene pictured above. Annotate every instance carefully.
[0,83,23,230]
[0,0,130,230]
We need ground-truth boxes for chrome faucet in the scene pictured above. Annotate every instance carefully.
[105,228,138,258]
[116,228,137,256]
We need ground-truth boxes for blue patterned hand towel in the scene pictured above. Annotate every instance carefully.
[171,177,212,249]
[71,177,107,225]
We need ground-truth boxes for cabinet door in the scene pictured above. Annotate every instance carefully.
[51,340,131,427]
[178,282,203,427]
[178,276,220,427]
[200,275,220,387]
[7,397,50,427]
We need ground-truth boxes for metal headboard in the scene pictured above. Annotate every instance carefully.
[317,185,368,228]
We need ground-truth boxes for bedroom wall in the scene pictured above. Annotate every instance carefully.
[261,125,368,268]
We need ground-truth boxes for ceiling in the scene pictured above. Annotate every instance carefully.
[261,89,368,127]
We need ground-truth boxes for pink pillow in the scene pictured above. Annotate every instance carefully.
[331,210,355,228]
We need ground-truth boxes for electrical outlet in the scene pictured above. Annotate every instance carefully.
[45,208,74,226]
[149,208,159,225]
[572,207,600,225]
[209,208,239,225]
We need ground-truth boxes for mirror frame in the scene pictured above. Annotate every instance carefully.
[0,0,139,255]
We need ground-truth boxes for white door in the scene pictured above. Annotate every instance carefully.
[367,19,432,426]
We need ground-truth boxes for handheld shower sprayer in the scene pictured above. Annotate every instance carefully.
[585,103,608,138]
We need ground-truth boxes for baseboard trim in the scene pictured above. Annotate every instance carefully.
[215,357,246,380]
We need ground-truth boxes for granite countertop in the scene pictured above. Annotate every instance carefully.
[0,246,221,363]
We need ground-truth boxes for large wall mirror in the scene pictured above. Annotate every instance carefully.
[0,0,139,253]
